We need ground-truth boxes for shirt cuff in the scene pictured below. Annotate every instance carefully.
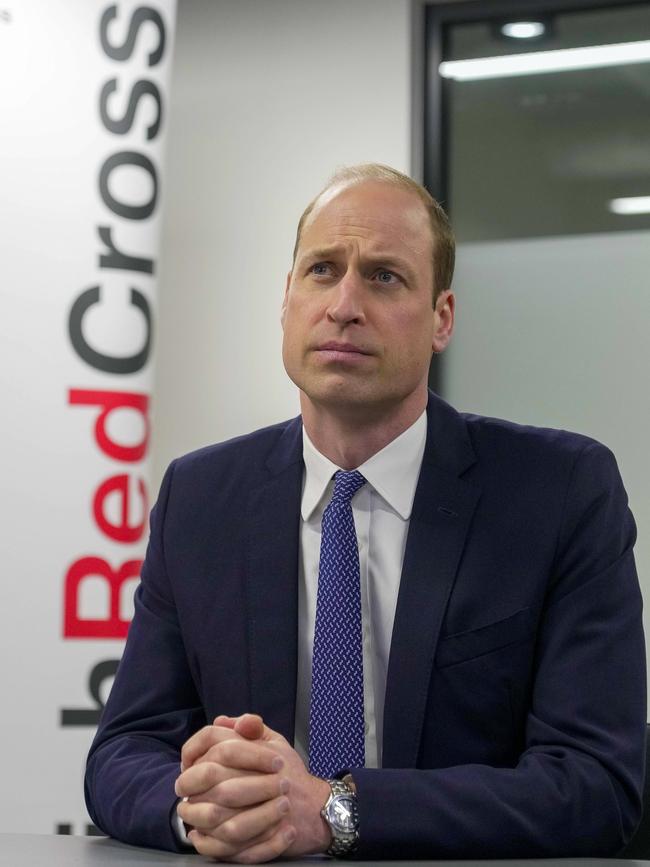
[172,797,194,849]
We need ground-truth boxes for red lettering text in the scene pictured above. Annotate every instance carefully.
[63,556,141,639]
[93,473,148,543]
[69,388,150,462]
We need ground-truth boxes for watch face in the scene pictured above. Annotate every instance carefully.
[329,795,356,833]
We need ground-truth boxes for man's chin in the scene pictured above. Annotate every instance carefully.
[298,377,372,406]
[299,383,401,419]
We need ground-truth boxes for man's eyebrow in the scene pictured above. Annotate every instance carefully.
[299,247,415,276]
[299,245,345,261]
[364,254,413,274]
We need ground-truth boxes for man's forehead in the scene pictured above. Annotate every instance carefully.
[309,180,426,223]
[302,181,429,248]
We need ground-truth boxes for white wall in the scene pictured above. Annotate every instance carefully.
[154,0,413,486]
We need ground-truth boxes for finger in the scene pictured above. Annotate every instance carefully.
[181,725,226,771]
[178,776,288,828]
[217,794,290,847]
[177,797,235,831]
[188,817,286,856]
[181,724,245,770]
[198,739,284,775]
[214,714,237,729]
[214,773,290,809]
[176,761,237,798]
[178,749,276,798]
[187,826,295,864]
[233,713,266,741]
[234,715,288,748]
[229,824,297,864]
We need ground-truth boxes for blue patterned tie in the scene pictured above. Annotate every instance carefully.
[309,470,366,778]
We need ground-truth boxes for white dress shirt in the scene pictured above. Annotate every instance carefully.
[294,410,427,769]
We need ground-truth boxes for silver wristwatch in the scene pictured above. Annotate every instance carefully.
[321,778,359,857]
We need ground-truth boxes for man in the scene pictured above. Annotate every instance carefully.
[85,164,646,861]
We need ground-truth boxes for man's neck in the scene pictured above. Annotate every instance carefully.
[299,390,428,470]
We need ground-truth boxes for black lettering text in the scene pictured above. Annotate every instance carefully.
[60,659,120,727]
[99,151,158,220]
[68,285,152,374]
[99,78,162,140]
[99,5,165,66]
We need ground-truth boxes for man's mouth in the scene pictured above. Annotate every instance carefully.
[315,341,371,356]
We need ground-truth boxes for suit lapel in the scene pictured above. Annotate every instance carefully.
[382,393,480,768]
[246,418,303,743]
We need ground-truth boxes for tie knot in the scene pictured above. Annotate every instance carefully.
[331,470,366,504]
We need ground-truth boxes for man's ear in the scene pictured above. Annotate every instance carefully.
[280,271,292,328]
[432,289,455,354]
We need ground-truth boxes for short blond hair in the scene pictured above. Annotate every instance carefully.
[292,163,455,302]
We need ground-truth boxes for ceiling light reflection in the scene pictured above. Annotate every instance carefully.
[501,22,546,40]
[439,40,650,81]
[609,196,650,215]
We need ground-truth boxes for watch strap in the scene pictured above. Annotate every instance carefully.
[323,778,359,858]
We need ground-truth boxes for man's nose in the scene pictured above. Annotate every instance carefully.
[326,270,366,326]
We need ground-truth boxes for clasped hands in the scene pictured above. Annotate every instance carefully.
[175,713,332,862]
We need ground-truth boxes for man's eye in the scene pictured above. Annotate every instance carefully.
[375,269,398,284]
[309,262,332,276]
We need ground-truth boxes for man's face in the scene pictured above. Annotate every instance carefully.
[281,180,453,417]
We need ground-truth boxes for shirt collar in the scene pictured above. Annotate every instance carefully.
[301,410,427,522]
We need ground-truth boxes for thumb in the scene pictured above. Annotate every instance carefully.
[233,713,267,740]
[212,714,237,729]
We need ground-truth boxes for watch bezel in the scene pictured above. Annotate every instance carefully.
[326,793,358,833]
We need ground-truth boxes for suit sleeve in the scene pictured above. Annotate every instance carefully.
[84,459,207,852]
[352,441,646,858]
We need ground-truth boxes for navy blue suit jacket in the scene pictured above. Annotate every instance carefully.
[85,392,646,857]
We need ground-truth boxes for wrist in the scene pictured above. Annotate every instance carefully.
[312,777,333,853]
[319,777,360,857]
